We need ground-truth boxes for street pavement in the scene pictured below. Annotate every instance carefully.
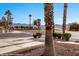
[68,31,79,41]
[0,33,32,39]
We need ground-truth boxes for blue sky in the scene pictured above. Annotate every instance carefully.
[0,3,79,25]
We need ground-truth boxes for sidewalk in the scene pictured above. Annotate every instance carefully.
[0,37,44,55]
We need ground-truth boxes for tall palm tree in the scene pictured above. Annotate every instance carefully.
[62,3,67,40]
[44,3,55,56]
[37,19,41,29]
[0,20,3,27]
[29,14,32,29]
[1,16,7,33]
[5,10,12,32]
[52,4,55,33]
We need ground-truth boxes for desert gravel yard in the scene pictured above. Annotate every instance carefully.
[14,41,79,56]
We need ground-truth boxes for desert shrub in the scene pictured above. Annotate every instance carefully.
[53,33,57,39]
[53,32,62,39]
[69,23,79,31]
[36,33,42,38]
[63,33,71,41]
[33,34,37,38]
[33,32,42,38]
[53,33,71,41]
[57,33,62,39]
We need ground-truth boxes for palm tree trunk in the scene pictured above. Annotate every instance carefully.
[29,17,31,29]
[62,3,67,40]
[4,22,7,33]
[44,3,55,56]
[6,16,9,33]
[29,15,32,30]
[52,3,55,33]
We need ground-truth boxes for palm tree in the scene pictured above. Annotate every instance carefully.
[0,20,2,27]
[5,10,12,32]
[52,4,55,33]
[29,14,32,29]
[44,3,55,56]
[62,3,67,40]
[37,19,41,29]
[1,16,7,33]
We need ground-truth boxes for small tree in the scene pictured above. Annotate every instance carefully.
[33,20,38,25]
[69,22,79,31]
[33,19,41,29]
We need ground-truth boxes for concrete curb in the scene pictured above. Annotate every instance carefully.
[0,43,44,55]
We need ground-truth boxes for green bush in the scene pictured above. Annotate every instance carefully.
[33,34,37,38]
[33,32,42,38]
[69,23,79,31]
[36,33,42,38]
[53,32,71,41]
[53,32,62,39]
[63,33,71,41]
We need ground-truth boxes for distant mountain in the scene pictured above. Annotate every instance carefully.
[12,23,33,27]
[55,24,62,29]
[40,24,62,29]
[12,23,70,30]
[41,24,69,29]
[55,24,70,30]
